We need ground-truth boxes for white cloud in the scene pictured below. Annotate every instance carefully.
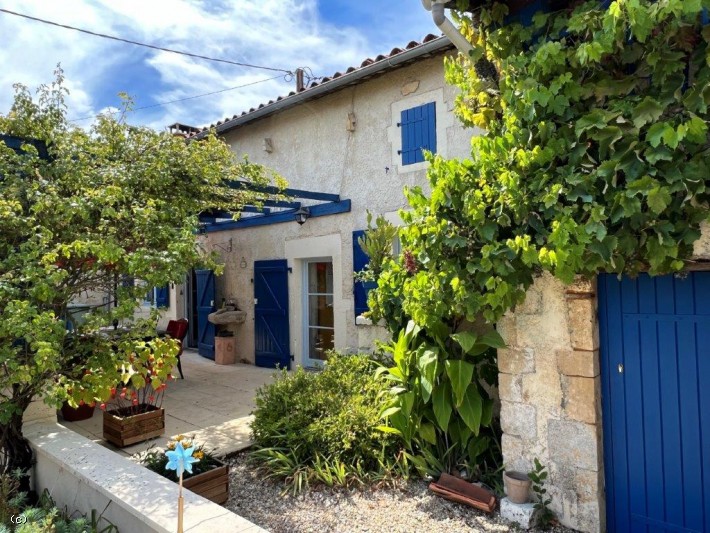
[0,0,437,130]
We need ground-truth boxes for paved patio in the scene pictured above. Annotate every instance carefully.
[61,349,275,458]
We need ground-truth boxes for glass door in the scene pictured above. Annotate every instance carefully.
[304,260,334,365]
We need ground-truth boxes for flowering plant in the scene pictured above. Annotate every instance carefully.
[97,336,177,416]
[140,435,220,482]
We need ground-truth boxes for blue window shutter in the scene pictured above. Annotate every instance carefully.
[400,108,413,165]
[155,285,169,308]
[426,102,437,156]
[353,230,369,320]
[399,102,436,165]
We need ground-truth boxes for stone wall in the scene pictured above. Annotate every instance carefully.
[497,274,604,533]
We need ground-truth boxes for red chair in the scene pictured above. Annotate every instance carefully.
[165,319,188,379]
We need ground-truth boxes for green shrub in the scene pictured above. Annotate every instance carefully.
[250,353,400,491]
[0,487,117,533]
[378,321,504,483]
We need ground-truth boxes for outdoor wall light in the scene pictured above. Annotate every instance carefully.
[240,257,247,269]
[295,206,311,225]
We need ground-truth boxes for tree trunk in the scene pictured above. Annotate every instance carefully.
[1,399,34,495]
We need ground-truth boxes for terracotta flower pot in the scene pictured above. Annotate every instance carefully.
[504,470,532,504]
[60,402,96,422]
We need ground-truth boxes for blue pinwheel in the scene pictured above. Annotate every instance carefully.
[165,441,200,477]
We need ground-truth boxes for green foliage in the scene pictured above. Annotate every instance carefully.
[250,353,400,492]
[354,211,399,282]
[371,1,710,328]
[0,471,26,526]
[529,458,555,528]
[378,321,503,479]
[0,68,283,477]
[140,435,220,482]
[0,487,117,533]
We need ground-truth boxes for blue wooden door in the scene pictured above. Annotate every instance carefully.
[599,272,710,533]
[195,269,215,359]
[254,260,290,369]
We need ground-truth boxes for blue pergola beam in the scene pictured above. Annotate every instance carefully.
[228,180,340,202]
[198,205,273,222]
[263,199,301,209]
[204,200,351,232]
[0,134,49,159]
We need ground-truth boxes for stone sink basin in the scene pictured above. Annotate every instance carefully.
[208,308,247,325]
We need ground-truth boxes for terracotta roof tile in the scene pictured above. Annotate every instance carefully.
[190,34,448,137]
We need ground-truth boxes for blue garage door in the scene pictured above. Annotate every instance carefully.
[599,272,710,533]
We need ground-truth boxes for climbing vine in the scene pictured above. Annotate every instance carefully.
[371,0,710,330]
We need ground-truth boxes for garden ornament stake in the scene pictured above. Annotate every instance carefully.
[165,441,200,533]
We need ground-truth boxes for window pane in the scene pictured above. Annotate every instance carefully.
[308,295,334,328]
[308,327,333,361]
[307,262,333,294]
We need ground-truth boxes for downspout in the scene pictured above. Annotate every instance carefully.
[422,0,475,57]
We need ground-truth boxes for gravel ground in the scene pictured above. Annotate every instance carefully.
[225,453,573,533]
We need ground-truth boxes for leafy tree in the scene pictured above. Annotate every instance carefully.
[0,69,282,488]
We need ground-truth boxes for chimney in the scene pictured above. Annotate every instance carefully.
[167,123,200,137]
[296,68,305,92]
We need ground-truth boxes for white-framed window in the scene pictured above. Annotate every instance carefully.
[388,87,453,173]
[302,259,334,366]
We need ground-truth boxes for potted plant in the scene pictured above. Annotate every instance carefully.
[59,401,96,422]
[504,470,532,504]
[101,337,176,447]
[140,435,229,504]
[102,382,168,447]
[58,335,99,422]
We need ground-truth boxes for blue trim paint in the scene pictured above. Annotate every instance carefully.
[204,199,351,232]
[228,180,340,202]
[262,199,302,209]
[254,259,291,369]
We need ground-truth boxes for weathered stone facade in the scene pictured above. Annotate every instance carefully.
[498,274,604,533]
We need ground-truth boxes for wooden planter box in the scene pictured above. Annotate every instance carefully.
[183,461,229,504]
[103,405,165,447]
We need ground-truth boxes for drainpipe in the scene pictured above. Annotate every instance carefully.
[422,0,475,57]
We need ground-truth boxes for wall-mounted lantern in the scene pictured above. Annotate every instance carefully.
[294,206,310,225]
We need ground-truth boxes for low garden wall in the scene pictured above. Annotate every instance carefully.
[25,418,264,533]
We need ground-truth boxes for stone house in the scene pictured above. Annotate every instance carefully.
[174,34,473,369]
[168,31,710,533]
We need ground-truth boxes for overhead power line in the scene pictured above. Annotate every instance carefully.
[0,8,292,74]
[68,74,289,122]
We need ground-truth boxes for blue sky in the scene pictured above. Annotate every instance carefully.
[0,1,438,130]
